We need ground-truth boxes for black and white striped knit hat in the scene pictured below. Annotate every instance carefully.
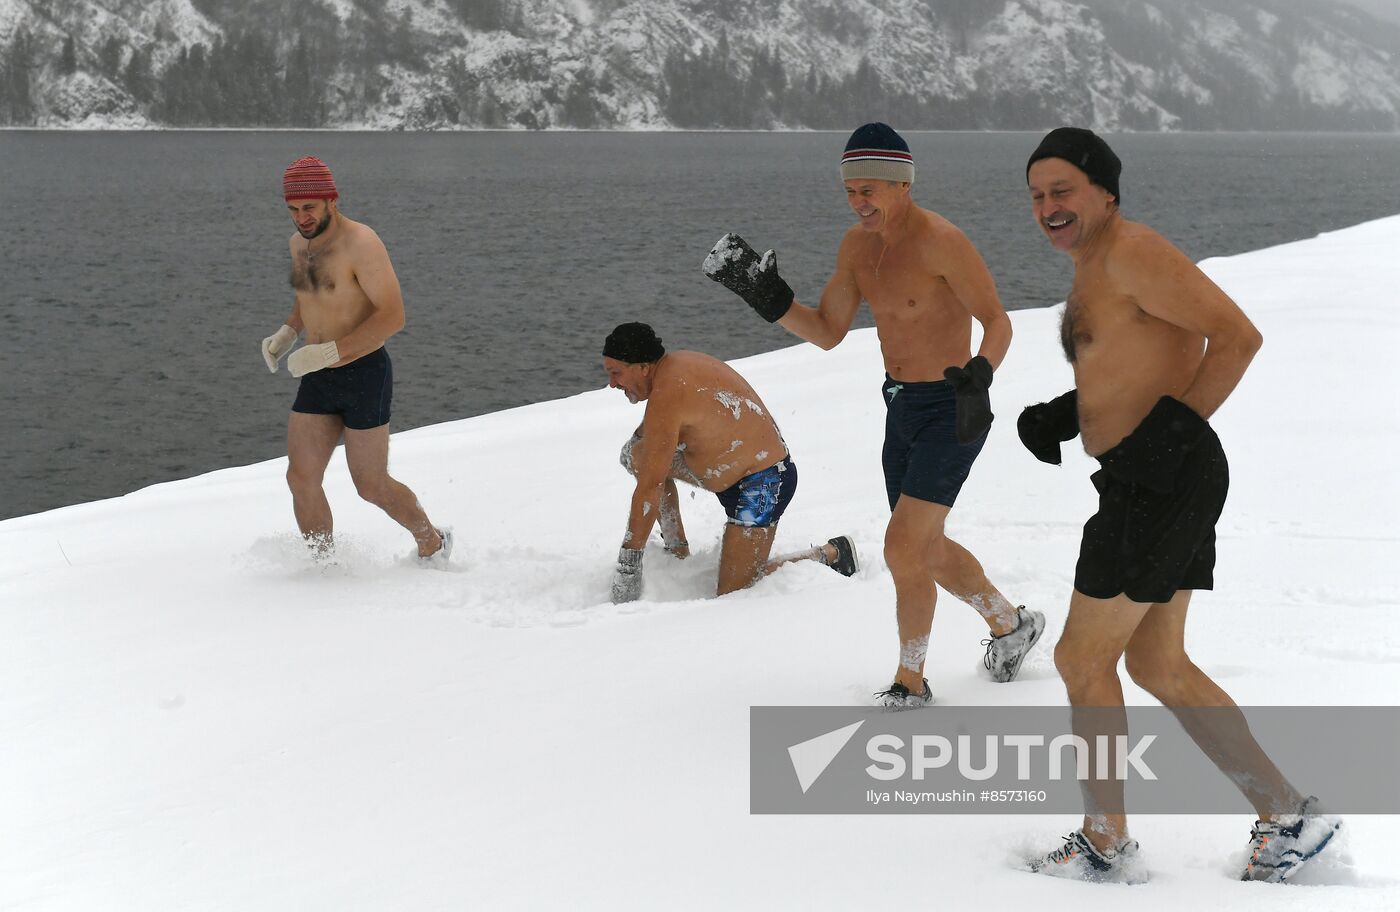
[841,122,915,185]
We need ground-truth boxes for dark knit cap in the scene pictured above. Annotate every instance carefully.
[841,122,915,184]
[1026,127,1121,207]
[603,322,666,364]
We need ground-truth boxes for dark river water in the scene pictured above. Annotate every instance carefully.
[3,130,1399,520]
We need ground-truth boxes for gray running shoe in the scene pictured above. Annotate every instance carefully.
[874,678,932,711]
[421,527,453,566]
[826,536,859,576]
[1030,830,1144,883]
[982,606,1045,683]
[1241,796,1342,882]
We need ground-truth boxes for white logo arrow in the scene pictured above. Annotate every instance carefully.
[788,720,866,794]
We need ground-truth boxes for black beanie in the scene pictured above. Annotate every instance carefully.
[1026,127,1122,207]
[603,322,666,364]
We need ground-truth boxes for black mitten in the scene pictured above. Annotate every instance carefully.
[1017,389,1079,465]
[942,355,995,444]
[1097,396,1208,493]
[702,233,794,323]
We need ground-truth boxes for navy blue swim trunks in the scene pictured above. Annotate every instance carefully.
[291,346,392,430]
[881,376,986,510]
[714,456,797,528]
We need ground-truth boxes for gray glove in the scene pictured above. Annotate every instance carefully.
[610,547,644,604]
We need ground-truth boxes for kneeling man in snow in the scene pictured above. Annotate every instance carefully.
[602,322,857,603]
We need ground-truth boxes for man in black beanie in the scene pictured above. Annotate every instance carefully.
[1022,128,1339,882]
[601,323,858,603]
[704,122,1041,708]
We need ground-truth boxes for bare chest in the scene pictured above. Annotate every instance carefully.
[289,247,349,295]
[853,245,953,321]
[1060,275,1152,363]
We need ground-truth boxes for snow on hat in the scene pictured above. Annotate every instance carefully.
[841,122,915,185]
[1026,127,1121,207]
[603,322,666,365]
[283,156,339,202]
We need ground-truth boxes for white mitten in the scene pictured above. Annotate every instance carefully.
[288,341,340,378]
[261,324,298,373]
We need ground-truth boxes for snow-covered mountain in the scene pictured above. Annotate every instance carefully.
[3,0,1399,130]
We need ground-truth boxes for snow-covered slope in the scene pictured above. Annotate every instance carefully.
[2,215,1399,909]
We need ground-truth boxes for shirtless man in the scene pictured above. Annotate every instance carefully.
[704,123,1042,707]
[602,322,857,602]
[260,156,448,562]
[1020,127,1339,882]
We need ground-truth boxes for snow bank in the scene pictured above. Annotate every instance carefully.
[2,216,1398,909]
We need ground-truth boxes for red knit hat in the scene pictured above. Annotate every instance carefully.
[283,156,339,202]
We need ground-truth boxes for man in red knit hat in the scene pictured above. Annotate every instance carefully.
[260,155,449,563]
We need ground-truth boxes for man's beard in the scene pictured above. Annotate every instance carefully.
[300,211,332,239]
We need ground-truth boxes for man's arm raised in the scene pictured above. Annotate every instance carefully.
[703,232,861,350]
[777,233,862,351]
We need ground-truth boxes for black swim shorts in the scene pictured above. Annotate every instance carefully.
[1075,424,1229,604]
[291,346,393,430]
[714,456,797,528]
[881,376,986,510]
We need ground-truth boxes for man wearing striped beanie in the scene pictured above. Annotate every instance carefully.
[260,155,451,565]
[705,122,1041,708]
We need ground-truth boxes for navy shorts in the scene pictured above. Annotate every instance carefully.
[714,456,797,528]
[881,376,985,510]
[291,346,392,430]
[1075,426,1229,604]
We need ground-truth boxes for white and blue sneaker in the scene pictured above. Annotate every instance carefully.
[982,606,1046,683]
[1241,796,1343,882]
[1030,830,1144,884]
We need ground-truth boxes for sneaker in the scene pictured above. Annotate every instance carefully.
[874,678,932,711]
[1030,830,1143,883]
[1241,796,1342,882]
[826,536,859,577]
[421,527,453,566]
[982,606,1045,683]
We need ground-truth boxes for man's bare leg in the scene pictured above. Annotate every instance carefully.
[717,523,778,595]
[343,425,443,557]
[764,541,841,574]
[882,496,951,692]
[926,535,1019,636]
[1124,591,1304,819]
[286,412,343,552]
[1054,589,1152,852]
